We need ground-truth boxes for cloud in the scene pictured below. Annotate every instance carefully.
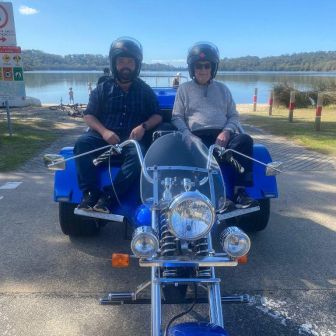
[19,5,39,15]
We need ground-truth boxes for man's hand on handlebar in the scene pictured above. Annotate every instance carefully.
[215,130,231,148]
[102,129,120,145]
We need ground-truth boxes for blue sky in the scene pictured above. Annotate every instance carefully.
[8,0,336,65]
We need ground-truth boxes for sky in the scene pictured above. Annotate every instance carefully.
[5,0,336,65]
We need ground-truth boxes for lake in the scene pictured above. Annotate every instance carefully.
[23,71,336,105]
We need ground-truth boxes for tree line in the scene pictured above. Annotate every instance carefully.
[21,49,336,71]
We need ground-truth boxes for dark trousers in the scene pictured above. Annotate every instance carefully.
[192,130,254,187]
[74,132,144,198]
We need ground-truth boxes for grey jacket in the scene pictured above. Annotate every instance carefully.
[171,80,241,134]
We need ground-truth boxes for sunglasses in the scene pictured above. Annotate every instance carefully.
[195,63,211,70]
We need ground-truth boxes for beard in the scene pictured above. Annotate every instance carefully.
[116,67,136,82]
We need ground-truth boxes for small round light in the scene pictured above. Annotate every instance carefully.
[220,226,251,258]
[131,226,159,258]
[168,191,215,241]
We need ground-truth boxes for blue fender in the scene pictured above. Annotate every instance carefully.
[221,144,278,200]
[168,322,229,335]
[54,147,140,219]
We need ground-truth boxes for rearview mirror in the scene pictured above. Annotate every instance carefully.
[43,154,65,170]
[266,161,283,176]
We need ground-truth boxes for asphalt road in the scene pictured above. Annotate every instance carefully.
[0,129,335,336]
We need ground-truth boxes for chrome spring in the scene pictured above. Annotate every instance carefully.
[159,213,177,256]
[159,212,178,278]
[194,238,211,278]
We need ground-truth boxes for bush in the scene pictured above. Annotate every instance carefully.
[273,84,336,108]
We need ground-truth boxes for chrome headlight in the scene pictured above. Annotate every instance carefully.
[168,191,215,241]
[220,226,251,258]
[131,226,159,258]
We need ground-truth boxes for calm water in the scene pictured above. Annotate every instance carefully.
[23,71,336,105]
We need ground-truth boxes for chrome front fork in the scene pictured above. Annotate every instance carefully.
[151,267,162,336]
[207,232,224,327]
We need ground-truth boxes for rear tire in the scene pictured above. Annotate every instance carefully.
[59,202,100,237]
[236,199,270,232]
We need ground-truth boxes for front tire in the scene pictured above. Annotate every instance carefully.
[59,202,100,237]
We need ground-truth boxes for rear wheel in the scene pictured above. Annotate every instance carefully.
[236,199,270,232]
[59,202,100,237]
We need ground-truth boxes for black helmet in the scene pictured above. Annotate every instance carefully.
[109,37,143,79]
[187,42,220,79]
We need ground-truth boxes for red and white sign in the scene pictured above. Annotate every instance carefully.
[0,2,16,46]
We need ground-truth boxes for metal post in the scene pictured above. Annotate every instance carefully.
[268,90,274,116]
[5,100,13,136]
[288,91,295,122]
[253,88,258,111]
[315,92,323,131]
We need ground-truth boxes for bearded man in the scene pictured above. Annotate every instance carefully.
[74,37,162,213]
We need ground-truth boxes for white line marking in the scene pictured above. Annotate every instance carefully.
[0,182,23,190]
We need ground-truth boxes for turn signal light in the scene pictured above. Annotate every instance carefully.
[112,253,130,268]
[237,255,248,264]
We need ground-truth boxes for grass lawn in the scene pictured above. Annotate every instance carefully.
[0,117,58,171]
[238,104,336,156]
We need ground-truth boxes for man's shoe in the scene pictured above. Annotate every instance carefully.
[217,199,236,213]
[233,188,259,209]
[77,191,100,211]
[93,193,114,214]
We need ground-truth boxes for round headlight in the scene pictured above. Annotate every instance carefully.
[131,226,159,258]
[168,191,215,241]
[220,226,251,258]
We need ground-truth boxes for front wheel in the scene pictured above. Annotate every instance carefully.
[59,202,100,237]
[236,199,271,232]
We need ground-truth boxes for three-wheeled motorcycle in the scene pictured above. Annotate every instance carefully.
[44,86,281,335]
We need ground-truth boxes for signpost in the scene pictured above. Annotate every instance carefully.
[0,2,26,106]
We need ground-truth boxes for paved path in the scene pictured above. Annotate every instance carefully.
[0,122,335,336]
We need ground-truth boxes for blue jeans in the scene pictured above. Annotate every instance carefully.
[74,131,145,197]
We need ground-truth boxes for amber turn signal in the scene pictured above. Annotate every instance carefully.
[237,255,248,264]
[112,253,130,268]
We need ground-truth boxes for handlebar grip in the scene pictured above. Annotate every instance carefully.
[93,145,122,166]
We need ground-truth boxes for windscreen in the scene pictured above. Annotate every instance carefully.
[140,132,226,210]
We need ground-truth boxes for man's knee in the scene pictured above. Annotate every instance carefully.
[231,133,253,148]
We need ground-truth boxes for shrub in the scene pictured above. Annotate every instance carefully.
[273,84,336,108]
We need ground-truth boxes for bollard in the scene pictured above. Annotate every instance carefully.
[268,90,274,116]
[5,100,13,137]
[288,91,295,122]
[253,88,258,112]
[315,93,323,131]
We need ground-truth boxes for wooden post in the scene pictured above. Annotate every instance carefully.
[253,88,258,111]
[315,93,323,131]
[268,90,274,116]
[288,91,295,122]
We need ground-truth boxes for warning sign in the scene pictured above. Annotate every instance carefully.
[0,2,16,46]
[3,66,13,80]
[0,2,26,104]
[13,66,23,80]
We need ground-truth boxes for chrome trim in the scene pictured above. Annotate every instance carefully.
[139,256,237,267]
[74,208,124,222]
[151,267,161,336]
[154,278,221,284]
[147,165,209,173]
[217,206,260,221]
